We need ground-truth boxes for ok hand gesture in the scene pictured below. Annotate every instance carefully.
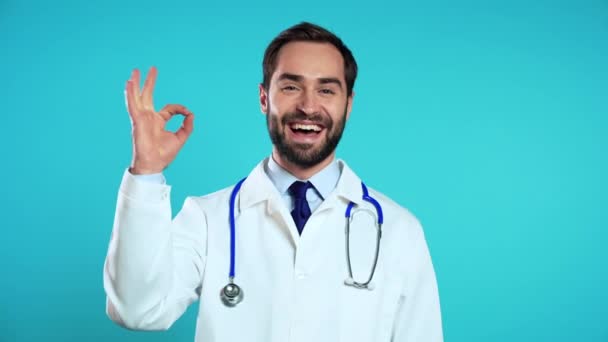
[125,67,194,174]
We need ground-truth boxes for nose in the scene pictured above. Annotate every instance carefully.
[296,89,320,116]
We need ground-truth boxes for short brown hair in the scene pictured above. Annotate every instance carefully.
[262,22,358,97]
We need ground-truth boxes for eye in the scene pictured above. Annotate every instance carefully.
[319,88,335,95]
[282,85,299,92]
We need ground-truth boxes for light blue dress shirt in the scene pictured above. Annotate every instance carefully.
[264,156,340,213]
[131,156,341,213]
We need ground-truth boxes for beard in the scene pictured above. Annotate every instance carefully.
[266,105,348,168]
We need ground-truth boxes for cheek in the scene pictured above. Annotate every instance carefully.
[269,92,291,111]
[328,102,347,118]
[273,90,321,113]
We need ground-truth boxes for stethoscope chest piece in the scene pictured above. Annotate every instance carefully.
[220,281,243,307]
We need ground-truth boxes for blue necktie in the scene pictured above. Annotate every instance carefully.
[289,181,312,235]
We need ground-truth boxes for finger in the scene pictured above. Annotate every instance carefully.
[125,79,142,116]
[175,112,194,143]
[157,104,191,121]
[141,66,157,110]
[130,68,143,110]
[124,80,138,118]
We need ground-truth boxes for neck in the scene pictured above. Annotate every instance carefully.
[271,148,335,180]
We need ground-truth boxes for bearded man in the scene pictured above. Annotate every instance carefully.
[103,22,443,342]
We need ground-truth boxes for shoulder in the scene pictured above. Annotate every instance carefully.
[338,159,424,237]
[365,185,425,241]
[363,186,433,277]
[175,183,241,227]
[186,183,237,211]
[180,159,272,216]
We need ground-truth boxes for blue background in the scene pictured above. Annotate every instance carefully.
[1,0,607,341]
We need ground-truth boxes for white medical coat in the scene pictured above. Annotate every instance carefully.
[103,159,443,341]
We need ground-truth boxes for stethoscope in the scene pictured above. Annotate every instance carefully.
[220,177,384,307]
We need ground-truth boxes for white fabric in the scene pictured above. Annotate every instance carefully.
[103,158,443,342]
[132,155,340,212]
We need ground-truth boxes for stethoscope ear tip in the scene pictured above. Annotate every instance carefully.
[344,277,355,286]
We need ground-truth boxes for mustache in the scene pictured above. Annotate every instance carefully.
[281,112,327,124]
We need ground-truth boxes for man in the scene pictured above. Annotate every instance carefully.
[104,22,443,341]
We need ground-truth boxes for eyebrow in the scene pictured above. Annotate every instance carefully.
[319,77,343,89]
[277,73,343,89]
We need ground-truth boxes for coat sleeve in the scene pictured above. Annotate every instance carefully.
[103,169,207,330]
[391,220,444,341]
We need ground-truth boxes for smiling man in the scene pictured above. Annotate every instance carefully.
[264,41,351,177]
[104,22,443,342]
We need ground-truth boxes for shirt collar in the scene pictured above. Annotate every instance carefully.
[265,155,341,200]
[238,158,365,213]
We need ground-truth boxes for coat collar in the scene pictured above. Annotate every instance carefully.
[238,157,365,213]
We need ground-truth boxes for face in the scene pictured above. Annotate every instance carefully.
[260,41,353,168]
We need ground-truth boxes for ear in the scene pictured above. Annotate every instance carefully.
[259,83,268,114]
[345,91,355,121]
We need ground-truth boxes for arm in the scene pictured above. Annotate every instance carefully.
[103,170,207,330]
[103,67,200,330]
[391,223,444,341]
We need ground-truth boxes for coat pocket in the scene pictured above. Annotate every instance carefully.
[338,271,402,342]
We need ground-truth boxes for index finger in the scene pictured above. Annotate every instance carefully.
[141,66,158,110]
[157,103,192,121]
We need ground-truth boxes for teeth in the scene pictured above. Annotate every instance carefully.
[292,123,322,132]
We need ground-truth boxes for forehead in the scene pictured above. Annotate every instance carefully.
[273,41,345,82]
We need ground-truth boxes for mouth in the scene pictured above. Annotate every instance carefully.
[287,121,325,142]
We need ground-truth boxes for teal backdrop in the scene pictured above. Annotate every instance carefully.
[1,0,607,341]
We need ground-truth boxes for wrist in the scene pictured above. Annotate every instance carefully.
[129,165,164,175]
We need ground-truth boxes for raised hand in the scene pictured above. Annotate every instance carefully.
[124,67,194,174]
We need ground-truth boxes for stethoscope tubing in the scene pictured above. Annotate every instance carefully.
[228,177,247,279]
[224,177,383,305]
[344,182,383,289]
